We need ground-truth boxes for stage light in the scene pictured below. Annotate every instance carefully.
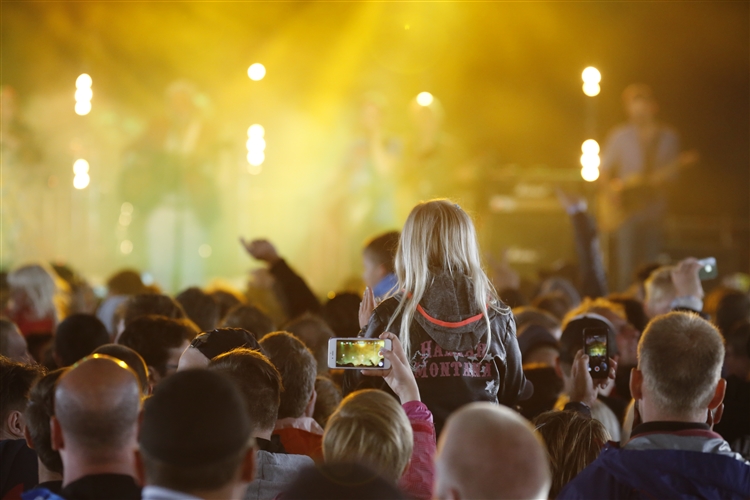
[73,159,89,175]
[581,166,600,182]
[76,74,92,88]
[73,172,90,189]
[121,202,134,214]
[247,151,265,166]
[582,82,600,97]
[75,100,92,116]
[581,139,600,155]
[120,239,133,255]
[198,244,212,258]
[582,66,601,84]
[248,63,266,81]
[247,124,265,138]
[75,74,93,115]
[416,92,434,106]
[246,137,266,151]
[580,153,601,169]
[247,165,262,175]
[75,87,93,102]
[119,213,132,226]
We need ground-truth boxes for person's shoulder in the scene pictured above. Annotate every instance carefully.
[373,295,402,319]
[556,448,624,499]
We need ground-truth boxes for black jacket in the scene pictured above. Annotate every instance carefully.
[344,272,531,434]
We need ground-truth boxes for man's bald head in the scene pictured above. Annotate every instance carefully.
[435,403,550,500]
[54,355,141,455]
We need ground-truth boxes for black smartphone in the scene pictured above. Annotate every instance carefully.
[583,327,609,379]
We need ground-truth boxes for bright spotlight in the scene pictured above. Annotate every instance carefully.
[198,244,212,258]
[580,153,601,169]
[581,167,600,182]
[247,124,265,138]
[247,63,266,81]
[247,151,265,166]
[582,82,601,97]
[120,239,133,255]
[581,139,600,155]
[75,100,92,116]
[246,137,266,151]
[581,66,601,84]
[121,202,134,214]
[416,92,434,107]
[75,87,93,102]
[73,159,90,175]
[76,73,92,88]
[73,172,90,190]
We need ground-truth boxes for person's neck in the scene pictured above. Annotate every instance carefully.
[639,401,706,425]
[252,428,273,441]
[38,459,63,484]
[0,428,22,441]
[62,447,137,486]
[177,483,243,500]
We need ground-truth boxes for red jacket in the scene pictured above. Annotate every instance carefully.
[399,401,437,500]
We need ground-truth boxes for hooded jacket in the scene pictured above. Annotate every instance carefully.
[344,272,530,435]
[557,423,750,500]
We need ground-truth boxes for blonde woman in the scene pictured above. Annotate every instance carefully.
[345,199,530,434]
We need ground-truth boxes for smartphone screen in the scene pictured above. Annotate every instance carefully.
[697,257,718,281]
[583,327,609,379]
[328,338,391,369]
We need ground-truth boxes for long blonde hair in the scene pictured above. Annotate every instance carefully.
[7,263,68,322]
[389,199,507,357]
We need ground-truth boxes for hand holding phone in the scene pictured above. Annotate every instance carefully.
[328,338,392,370]
[583,327,610,379]
[362,332,421,404]
[697,257,718,281]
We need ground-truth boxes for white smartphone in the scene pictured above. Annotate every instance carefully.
[327,338,392,370]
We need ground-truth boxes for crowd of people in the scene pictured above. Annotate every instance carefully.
[1,198,749,500]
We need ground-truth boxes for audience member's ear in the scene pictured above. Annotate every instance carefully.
[629,367,643,401]
[240,447,256,483]
[708,378,727,410]
[134,449,147,487]
[23,426,35,450]
[6,410,25,440]
[50,416,64,451]
[553,356,563,379]
[147,367,162,386]
[304,388,317,418]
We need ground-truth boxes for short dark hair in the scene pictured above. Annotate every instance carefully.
[54,314,110,367]
[363,231,400,274]
[175,287,221,333]
[210,290,243,322]
[260,332,317,419]
[93,344,150,394]
[608,295,649,333]
[221,305,275,340]
[313,376,341,428]
[726,321,750,359]
[139,370,252,492]
[25,368,65,473]
[532,292,572,322]
[120,294,186,328]
[209,348,282,431]
[321,293,361,338]
[284,315,333,375]
[106,270,146,296]
[140,448,246,494]
[0,319,22,357]
[118,316,197,376]
[0,356,44,424]
[716,291,750,337]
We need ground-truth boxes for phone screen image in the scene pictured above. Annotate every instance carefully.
[583,327,609,379]
[334,339,387,369]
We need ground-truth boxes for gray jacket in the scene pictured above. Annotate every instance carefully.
[244,451,313,500]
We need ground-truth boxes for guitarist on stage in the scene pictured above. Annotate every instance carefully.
[600,84,698,291]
